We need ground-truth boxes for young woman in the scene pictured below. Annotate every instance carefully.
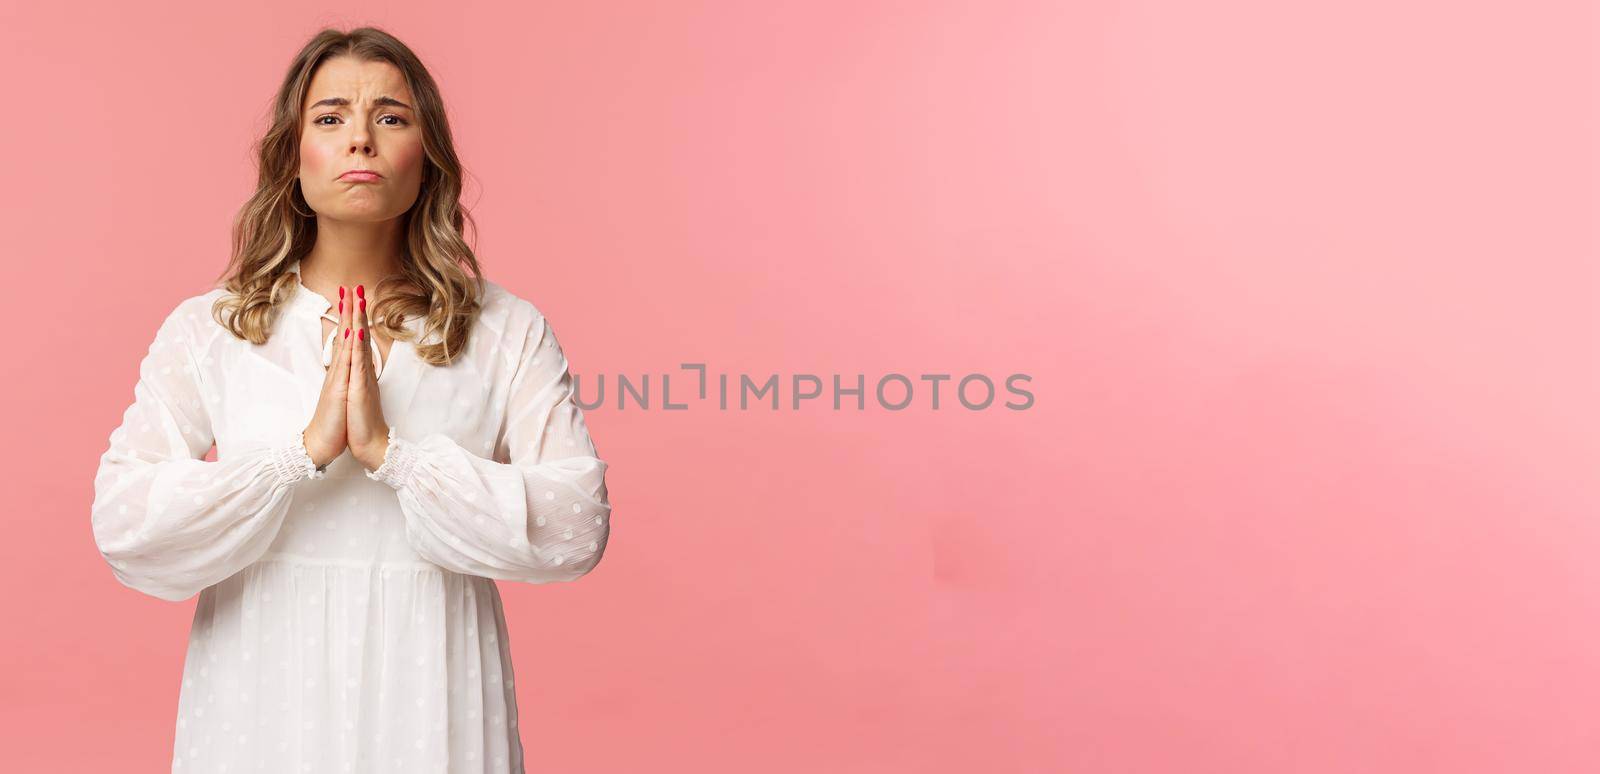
[89,27,611,773]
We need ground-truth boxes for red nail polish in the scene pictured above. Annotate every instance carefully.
[338,300,343,314]
[344,327,350,339]
[339,286,345,299]
[358,329,365,341]
[360,298,366,313]
[356,284,365,299]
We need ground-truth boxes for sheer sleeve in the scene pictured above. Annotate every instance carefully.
[364,308,611,584]
[90,299,326,602]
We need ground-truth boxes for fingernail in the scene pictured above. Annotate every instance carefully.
[358,329,366,341]
[338,300,343,314]
[356,284,365,299]
[360,298,366,313]
[344,327,350,339]
[339,286,345,299]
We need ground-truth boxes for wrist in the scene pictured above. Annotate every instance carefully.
[363,427,419,490]
[305,442,336,469]
[357,436,390,471]
[274,431,328,486]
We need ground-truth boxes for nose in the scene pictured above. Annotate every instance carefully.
[348,123,374,155]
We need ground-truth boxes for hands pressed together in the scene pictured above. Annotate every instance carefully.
[302,284,392,472]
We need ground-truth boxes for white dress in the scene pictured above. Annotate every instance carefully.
[89,261,612,773]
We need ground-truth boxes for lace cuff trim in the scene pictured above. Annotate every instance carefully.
[365,425,418,490]
[272,430,327,487]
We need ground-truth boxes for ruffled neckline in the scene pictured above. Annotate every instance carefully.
[285,259,424,380]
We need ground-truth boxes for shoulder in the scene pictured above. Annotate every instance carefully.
[476,277,549,342]
[472,277,579,370]
[478,277,542,322]
[172,287,230,318]
[154,287,230,349]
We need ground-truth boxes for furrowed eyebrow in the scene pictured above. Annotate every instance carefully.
[307,96,413,111]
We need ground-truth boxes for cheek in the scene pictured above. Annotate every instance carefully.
[299,137,338,176]
[390,139,425,182]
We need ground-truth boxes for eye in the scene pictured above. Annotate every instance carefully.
[379,115,409,126]
[313,115,339,125]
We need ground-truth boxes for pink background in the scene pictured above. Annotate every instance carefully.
[2,2,1595,771]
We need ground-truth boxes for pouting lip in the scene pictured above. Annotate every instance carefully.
[338,169,384,180]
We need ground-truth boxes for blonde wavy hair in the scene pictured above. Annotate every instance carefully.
[210,26,483,366]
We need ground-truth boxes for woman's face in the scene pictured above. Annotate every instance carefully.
[297,56,425,223]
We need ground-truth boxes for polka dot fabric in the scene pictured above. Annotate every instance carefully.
[90,262,612,773]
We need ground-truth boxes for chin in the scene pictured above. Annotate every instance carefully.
[324,206,403,223]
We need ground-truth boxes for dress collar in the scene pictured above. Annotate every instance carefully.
[285,259,424,335]
[286,259,334,318]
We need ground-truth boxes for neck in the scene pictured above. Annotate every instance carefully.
[299,217,405,292]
